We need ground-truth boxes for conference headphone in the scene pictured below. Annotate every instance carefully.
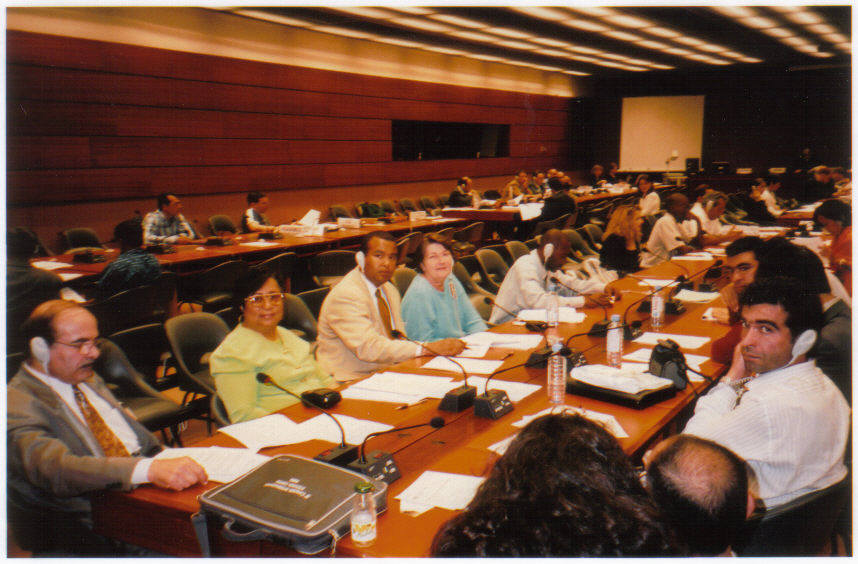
[542,243,554,259]
[30,337,51,367]
[355,251,366,271]
[789,329,817,366]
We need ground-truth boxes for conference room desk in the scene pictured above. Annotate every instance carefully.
[90,258,728,557]
[777,209,814,226]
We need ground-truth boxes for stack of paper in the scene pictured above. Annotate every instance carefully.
[32,260,74,270]
[675,251,714,260]
[396,471,486,515]
[422,357,504,375]
[240,240,278,247]
[516,307,585,324]
[512,406,629,438]
[635,278,675,288]
[461,332,544,351]
[633,332,710,350]
[487,434,516,456]
[466,377,540,402]
[673,289,720,303]
[342,372,459,404]
[155,447,270,483]
[517,203,544,221]
[570,363,673,395]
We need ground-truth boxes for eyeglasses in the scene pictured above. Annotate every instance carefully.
[53,337,105,353]
[245,292,286,307]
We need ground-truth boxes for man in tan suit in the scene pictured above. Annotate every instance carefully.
[317,231,465,381]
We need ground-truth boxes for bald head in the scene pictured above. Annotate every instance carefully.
[666,193,690,220]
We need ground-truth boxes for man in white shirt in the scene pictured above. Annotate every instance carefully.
[8,300,207,555]
[758,177,785,218]
[640,193,701,268]
[683,277,849,510]
[690,191,741,245]
[489,229,613,324]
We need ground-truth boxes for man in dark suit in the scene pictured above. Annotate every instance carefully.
[536,177,578,224]
[8,300,208,555]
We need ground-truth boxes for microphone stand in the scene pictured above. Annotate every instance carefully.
[346,417,445,484]
[483,296,547,332]
[256,373,358,466]
[546,274,613,336]
[391,330,476,412]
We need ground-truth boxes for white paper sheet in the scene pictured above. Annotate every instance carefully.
[516,307,585,324]
[620,349,707,382]
[396,470,485,511]
[58,272,84,282]
[340,386,424,405]
[673,289,720,303]
[297,209,321,226]
[570,363,674,395]
[512,406,629,438]
[634,332,710,350]
[675,252,714,260]
[458,344,490,358]
[239,241,279,247]
[517,202,544,221]
[461,332,544,351]
[487,434,516,456]
[59,287,86,302]
[155,446,270,483]
[421,357,505,375]
[218,414,305,452]
[466,377,541,402]
[297,413,393,445]
[32,260,74,270]
[347,372,458,398]
[634,278,676,288]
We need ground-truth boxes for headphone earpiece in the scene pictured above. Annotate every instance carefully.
[790,329,817,362]
[705,199,715,211]
[30,337,50,367]
[543,243,554,258]
[355,251,366,271]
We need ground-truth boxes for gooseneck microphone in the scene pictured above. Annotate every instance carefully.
[256,373,356,466]
[483,297,548,332]
[391,330,476,412]
[347,417,445,484]
[548,275,613,336]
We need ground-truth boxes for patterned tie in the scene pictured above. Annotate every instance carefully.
[376,289,393,338]
[73,385,130,457]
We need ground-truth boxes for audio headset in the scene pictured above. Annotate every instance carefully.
[30,337,51,367]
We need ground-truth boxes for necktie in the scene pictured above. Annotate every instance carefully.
[376,289,393,338]
[73,385,130,457]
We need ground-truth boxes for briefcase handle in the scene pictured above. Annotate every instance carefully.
[221,518,268,542]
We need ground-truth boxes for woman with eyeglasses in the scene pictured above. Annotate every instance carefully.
[210,268,334,423]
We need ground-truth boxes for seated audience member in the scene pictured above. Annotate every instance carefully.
[636,174,660,217]
[645,435,754,556]
[143,193,198,245]
[504,170,530,201]
[758,176,786,218]
[792,147,817,175]
[210,269,335,423]
[447,177,480,208]
[8,300,207,555]
[431,413,681,556]
[806,166,835,202]
[535,177,577,223]
[316,232,465,381]
[241,191,277,234]
[683,277,849,510]
[585,164,607,187]
[711,235,765,325]
[690,191,742,244]
[599,205,643,276]
[489,229,612,324]
[640,193,701,268]
[7,228,63,352]
[96,219,161,299]
[735,179,777,225]
[606,161,621,183]
[402,235,487,341]
[533,171,548,194]
[831,167,851,199]
[814,199,852,294]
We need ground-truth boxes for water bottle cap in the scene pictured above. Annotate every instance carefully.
[355,481,374,494]
[551,342,563,353]
[611,314,621,321]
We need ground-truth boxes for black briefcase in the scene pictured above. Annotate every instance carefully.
[193,454,387,555]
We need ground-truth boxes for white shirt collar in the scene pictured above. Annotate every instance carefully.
[360,269,381,295]
[24,361,76,395]
[746,359,816,389]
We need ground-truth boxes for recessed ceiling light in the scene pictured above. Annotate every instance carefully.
[648,63,675,70]
[469,53,504,62]
[611,15,651,29]
[781,36,812,47]
[637,40,670,50]
[823,33,849,44]
[768,6,800,13]
[373,37,425,49]
[696,44,729,53]
[571,7,615,17]
[783,10,823,25]
[737,56,764,63]
[495,39,539,50]
[808,51,835,58]
[485,27,534,40]
[761,28,794,38]
[807,24,837,35]
[713,6,757,19]
[836,43,851,53]
[535,48,570,57]
[388,7,434,16]
[598,53,633,62]
[647,27,681,38]
[740,16,776,29]
[428,14,486,28]
[312,26,375,39]
[425,46,467,56]
[662,47,694,56]
[327,7,394,19]
[390,17,454,33]
[604,30,642,42]
[673,36,705,46]
[566,45,605,55]
[563,19,610,32]
[230,9,311,28]
[529,37,571,48]
[563,70,591,76]
[510,6,571,21]
[794,44,821,53]
[449,30,498,43]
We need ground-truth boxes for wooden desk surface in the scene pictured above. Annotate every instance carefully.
[90,257,729,557]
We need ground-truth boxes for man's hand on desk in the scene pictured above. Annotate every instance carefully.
[173,236,198,245]
[427,338,467,357]
[583,291,614,307]
[148,457,208,491]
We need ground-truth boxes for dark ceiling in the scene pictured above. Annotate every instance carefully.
[224,5,851,78]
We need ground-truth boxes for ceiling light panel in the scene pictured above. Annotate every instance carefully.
[637,40,670,50]
[712,6,758,19]
[311,25,375,39]
[570,7,616,18]
[604,30,643,42]
[611,15,652,29]
[529,37,572,48]
[806,24,837,35]
[448,30,498,43]
[741,16,777,29]
[387,7,434,16]
[495,39,539,50]
[510,6,571,21]
[562,19,611,32]
[427,14,486,28]
[761,27,794,38]
[647,27,681,38]
[485,27,534,39]
[327,7,394,19]
[782,10,823,25]
[390,17,454,33]
[673,36,705,46]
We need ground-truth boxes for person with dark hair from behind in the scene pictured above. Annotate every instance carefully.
[814,198,852,294]
[96,219,161,299]
[7,228,64,352]
[535,177,577,223]
[241,191,278,234]
[585,163,607,187]
[599,205,643,276]
[447,177,480,208]
[683,277,849,510]
[806,166,835,202]
[431,413,682,556]
[142,193,198,245]
[645,435,755,556]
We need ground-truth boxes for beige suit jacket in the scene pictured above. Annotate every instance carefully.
[316,268,418,381]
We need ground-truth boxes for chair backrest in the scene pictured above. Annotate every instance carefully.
[329,204,353,219]
[357,202,384,218]
[88,283,163,336]
[399,198,417,212]
[396,232,423,266]
[280,293,318,342]
[214,306,241,329]
[208,215,237,235]
[419,196,438,211]
[434,227,455,240]
[474,248,509,293]
[581,223,604,248]
[211,394,231,427]
[469,292,494,322]
[252,252,297,291]
[524,237,539,250]
[392,266,417,297]
[505,240,530,262]
[108,322,173,390]
[482,189,502,200]
[532,219,555,237]
[437,194,450,206]
[563,229,598,259]
[482,243,512,266]
[378,200,397,214]
[94,338,160,401]
[180,260,249,311]
[61,227,103,252]
[309,250,357,287]
[297,286,331,320]
[555,212,574,230]
[164,312,230,395]
[453,222,485,245]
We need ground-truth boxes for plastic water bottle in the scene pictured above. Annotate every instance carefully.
[546,290,559,328]
[351,481,377,547]
[651,286,665,330]
[607,314,623,368]
[547,338,566,405]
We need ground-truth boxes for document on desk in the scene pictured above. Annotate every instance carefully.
[461,331,544,351]
[516,307,585,324]
[466,377,541,402]
[298,414,393,445]
[634,332,710,350]
[156,447,270,483]
[458,343,490,358]
[422,357,505,375]
[675,251,714,260]
[239,241,279,247]
[340,386,424,405]
[397,470,486,513]
[218,414,305,452]
[570,363,673,395]
[621,349,708,382]
[517,202,544,221]
[297,209,321,226]
[635,277,676,288]
[512,406,629,439]
[32,260,74,270]
[488,434,517,456]
[347,371,458,398]
[673,289,720,303]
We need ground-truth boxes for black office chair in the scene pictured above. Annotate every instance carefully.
[419,196,439,213]
[452,261,494,299]
[95,338,191,446]
[329,204,354,219]
[309,250,356,288]
[474,248,509,295]
[108,323,175,391]
[392,266,417,297]
[252,251,297,292]
[505,240,530,262]
[297,286,331,320]
[578,224,604,251]
[452,222,485,257]
[61,227,104,253]
[399,198,418,212]
[481,243,512,266]
[280,293,319,343]
[210,394,231,428]
[562,229,598,261]
[434,227,455,240]
[179,260,248,313]
[437,194,450,207]
[378,200,397,215]
[214,306,241,329]
[396,231,423,267]
[482,190,502,200]
[208,215,238,235]
[88,284,166,336]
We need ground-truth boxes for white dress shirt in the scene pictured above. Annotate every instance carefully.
[639,191,661,216]
[759,189,783,217]
[25,363,152,483]
[683,360,850,508]
[489,250,605,324]
[640,214,698,268]
[690,202,727,236]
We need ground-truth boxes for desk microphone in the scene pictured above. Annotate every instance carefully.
[255,373,357,466]
[391,330,476,412]
[482,297,547,332]
[547,275,613,336]
[347,417,445,484]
